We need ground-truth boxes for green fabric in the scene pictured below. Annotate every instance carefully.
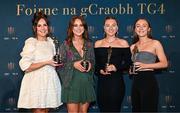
[62,70,96,103]
[58,40,96,103]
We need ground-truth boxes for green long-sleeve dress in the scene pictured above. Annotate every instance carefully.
[58,40,96,103]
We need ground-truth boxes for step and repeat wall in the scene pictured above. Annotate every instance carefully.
[0,0,179,112]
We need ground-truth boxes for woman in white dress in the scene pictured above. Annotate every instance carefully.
[18,12,62,113]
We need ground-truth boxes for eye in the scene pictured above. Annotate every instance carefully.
[135,25,140,28]
[37,24,41,27]
[112,24,117,27]
[104,24,110,28]
[73,24,78,27]
[73,24,83,27]
[79,24,83,27]
[43,24,47,26]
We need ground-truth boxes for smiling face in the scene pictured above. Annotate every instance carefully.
[135,19,151,38]
[72,18,85,38]
[36,18,49,39]
[104,19,118,37]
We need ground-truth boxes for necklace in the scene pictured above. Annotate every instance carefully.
[104,37,117,43]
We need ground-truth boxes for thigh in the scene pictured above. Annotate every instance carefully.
[80,102,90,113]
[32,108,49,113]
[67,103,79,113]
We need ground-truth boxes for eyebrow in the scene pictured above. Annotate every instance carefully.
[136,23,148,25]
[74,23,83,25]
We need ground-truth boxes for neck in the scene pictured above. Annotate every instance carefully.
[37,36,47,41]
[106,35,116,39]
[105,36,116,43]
[73,37,84,45]
[138,37,151,44]
[73,35,83,41]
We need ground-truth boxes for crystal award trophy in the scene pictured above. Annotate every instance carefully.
[81,45,89,70]
[130,46,138,74]
[105,46,112,72]
[52,37,62,64]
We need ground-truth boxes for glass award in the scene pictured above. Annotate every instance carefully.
[130,46,138,74]
[53,38,62,64]
[105,46,112,72]
[81,45,89,70]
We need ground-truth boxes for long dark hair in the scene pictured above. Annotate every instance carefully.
[103,16,119,38]
[32,11,51,38]
[132,18,153,44]
[65,16,89,46]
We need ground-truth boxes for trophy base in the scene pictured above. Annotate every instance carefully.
[81,61,89,71]
[53,55,62,64]
[129,65,138,75]
[104,63,111,73]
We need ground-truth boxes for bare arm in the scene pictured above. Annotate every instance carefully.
[94,40,102,48]
[135,40,168,70]
[148,40,168,69]
[25,59,59,73]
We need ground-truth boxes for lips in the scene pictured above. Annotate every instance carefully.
[73,29,84,35]
[107,30,116,34]
[40,30,47,33]
[138,31,145,34]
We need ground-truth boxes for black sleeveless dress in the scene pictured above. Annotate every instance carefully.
[94,47,132,112]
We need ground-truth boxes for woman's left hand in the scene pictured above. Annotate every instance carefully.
[86,61,92,72]
[106,64,117,72]
[134,62,147,71]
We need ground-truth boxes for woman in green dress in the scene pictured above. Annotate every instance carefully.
[58,16,96,113]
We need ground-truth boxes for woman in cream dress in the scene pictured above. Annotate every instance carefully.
[18,12,62,113]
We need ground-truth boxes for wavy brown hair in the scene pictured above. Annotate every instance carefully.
[32,11,51,38]
[65,16,89,46]
[132,18,153,44]
[103,16,119,38]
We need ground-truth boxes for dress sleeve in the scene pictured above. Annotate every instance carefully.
[86,41,95,75]
[19,38,36,71]
[87,41,96,85]
[57,41,74,88]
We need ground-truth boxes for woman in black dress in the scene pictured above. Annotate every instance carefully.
[130,18,168,112]
[94,16,132,112]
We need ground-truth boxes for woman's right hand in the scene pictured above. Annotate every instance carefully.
[100,69,111,75]
[47,59,63,67]
[73,60,86,72]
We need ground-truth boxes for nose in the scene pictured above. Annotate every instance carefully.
[139,25,145,30]
[41,26,46,29]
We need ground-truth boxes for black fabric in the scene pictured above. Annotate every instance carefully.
[131,71,159,112]
[94,47,131,112]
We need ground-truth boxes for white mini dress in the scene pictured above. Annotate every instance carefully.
[18,37,62,108]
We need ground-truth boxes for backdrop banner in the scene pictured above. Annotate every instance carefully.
[0,0,179,112]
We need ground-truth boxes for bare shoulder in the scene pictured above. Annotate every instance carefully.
[130,43,136,51]
[116,38,129,47]
[94,39,103,48]
[152,39,163,47]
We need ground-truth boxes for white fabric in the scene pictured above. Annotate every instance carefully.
[18,37,62,108]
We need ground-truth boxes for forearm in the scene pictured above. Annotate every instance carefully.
[146,62,168,69]
[25,61,48,73]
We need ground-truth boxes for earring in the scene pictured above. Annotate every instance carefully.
[116,31,119,37]
[104,31,106,36]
